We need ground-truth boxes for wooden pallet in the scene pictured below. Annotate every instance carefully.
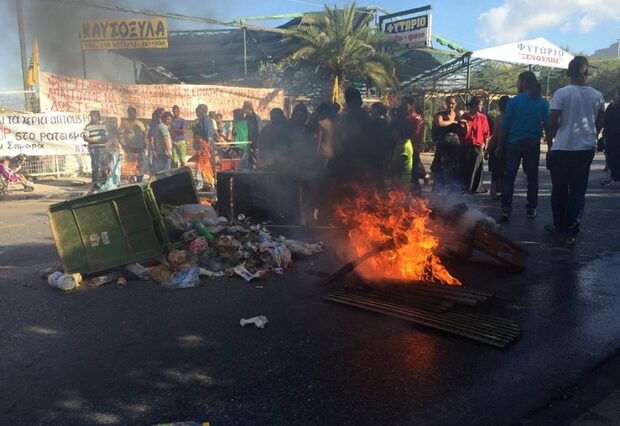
[438,224,528,271]
[470,225,528,271]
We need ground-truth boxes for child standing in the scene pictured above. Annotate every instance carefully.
[391,119,414,187]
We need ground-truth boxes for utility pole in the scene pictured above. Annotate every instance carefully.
[243,27,248,77]
[16,0,29,91]
[465,54,471,90]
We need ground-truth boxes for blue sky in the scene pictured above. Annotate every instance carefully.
[2,0,618,90]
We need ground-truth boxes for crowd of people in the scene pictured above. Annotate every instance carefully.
[82,100,264,192]
[79,55,618,243]
[254,88,432,194]
[248,56,614,244]
[431,55,610,245]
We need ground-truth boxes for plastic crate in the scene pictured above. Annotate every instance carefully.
[218,158,242,171]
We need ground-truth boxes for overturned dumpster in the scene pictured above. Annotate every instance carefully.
[48,168,198,274]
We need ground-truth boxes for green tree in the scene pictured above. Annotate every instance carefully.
[589,59,620,100]
[283,3,398,98]
[470,61,524,94]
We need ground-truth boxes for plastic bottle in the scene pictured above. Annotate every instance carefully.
[193,221,214,241]
[47,272,82,291]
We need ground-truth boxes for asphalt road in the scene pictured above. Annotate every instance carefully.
[1,155,619,425]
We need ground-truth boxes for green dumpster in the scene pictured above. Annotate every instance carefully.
[48,168,198,274]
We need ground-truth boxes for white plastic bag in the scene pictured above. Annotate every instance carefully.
[165,204,218,231]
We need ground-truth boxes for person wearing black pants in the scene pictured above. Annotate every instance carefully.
[459,97,490,194]
[547,149,595,236]
[547,56,605,244]
[602,89,620,188]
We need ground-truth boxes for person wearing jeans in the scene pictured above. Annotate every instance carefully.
[502,137,540,212]
[498,71,551,221]
[547,56,605,244]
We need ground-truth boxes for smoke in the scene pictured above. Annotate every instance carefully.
[26,0,220,83]
[427,191,498,234]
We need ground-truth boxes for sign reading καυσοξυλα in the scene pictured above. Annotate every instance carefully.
[80,18,168,50]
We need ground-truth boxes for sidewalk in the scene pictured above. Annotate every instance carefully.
[0,177,91,202]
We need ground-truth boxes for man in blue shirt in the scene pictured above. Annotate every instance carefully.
[499,71,552,222]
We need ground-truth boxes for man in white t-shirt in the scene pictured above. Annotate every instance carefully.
[547,56,605,244]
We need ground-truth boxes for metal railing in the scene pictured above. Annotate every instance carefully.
[0,90,40,113]
[20,154,91,178]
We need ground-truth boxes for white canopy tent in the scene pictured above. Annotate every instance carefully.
[472,37,574,69]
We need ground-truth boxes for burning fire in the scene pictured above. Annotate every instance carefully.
[335,188,461,286]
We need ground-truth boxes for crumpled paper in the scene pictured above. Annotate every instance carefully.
[240,315,268,329]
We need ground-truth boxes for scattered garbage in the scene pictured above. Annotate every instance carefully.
[168,249,192,270]
[43,203,323,292]
[259,240,293,269]
[125,263,150,280]
[47,272,82,291]
[234,264,263,281]
[193,221,214,241]
[150,264,174,284]
[198,268,224,278]
[188,237,208,256]
[279,238,324,256]
[163,267,201,290]
[116,276,127,288]
[87,272,124,287]
[163,203,218,232]
[39,265,63,279]
[240,315,269,329]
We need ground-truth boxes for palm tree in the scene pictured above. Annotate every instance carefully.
[284,3,398,98]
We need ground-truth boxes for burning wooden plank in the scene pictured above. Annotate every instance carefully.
[335,188,461,285]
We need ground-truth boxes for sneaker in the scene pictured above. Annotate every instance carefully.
[603,180,620,189]
[499,210,510,222]
[565,234,577,245]
[526,208,537,218]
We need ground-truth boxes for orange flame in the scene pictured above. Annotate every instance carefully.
[335,188,461,286]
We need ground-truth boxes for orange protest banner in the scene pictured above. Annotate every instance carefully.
[39,72,285,120]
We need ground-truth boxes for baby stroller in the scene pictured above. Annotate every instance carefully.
[1,156,35,195]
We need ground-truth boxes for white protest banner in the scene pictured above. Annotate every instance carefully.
[0,112,90,156]
[39,72,285,120]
